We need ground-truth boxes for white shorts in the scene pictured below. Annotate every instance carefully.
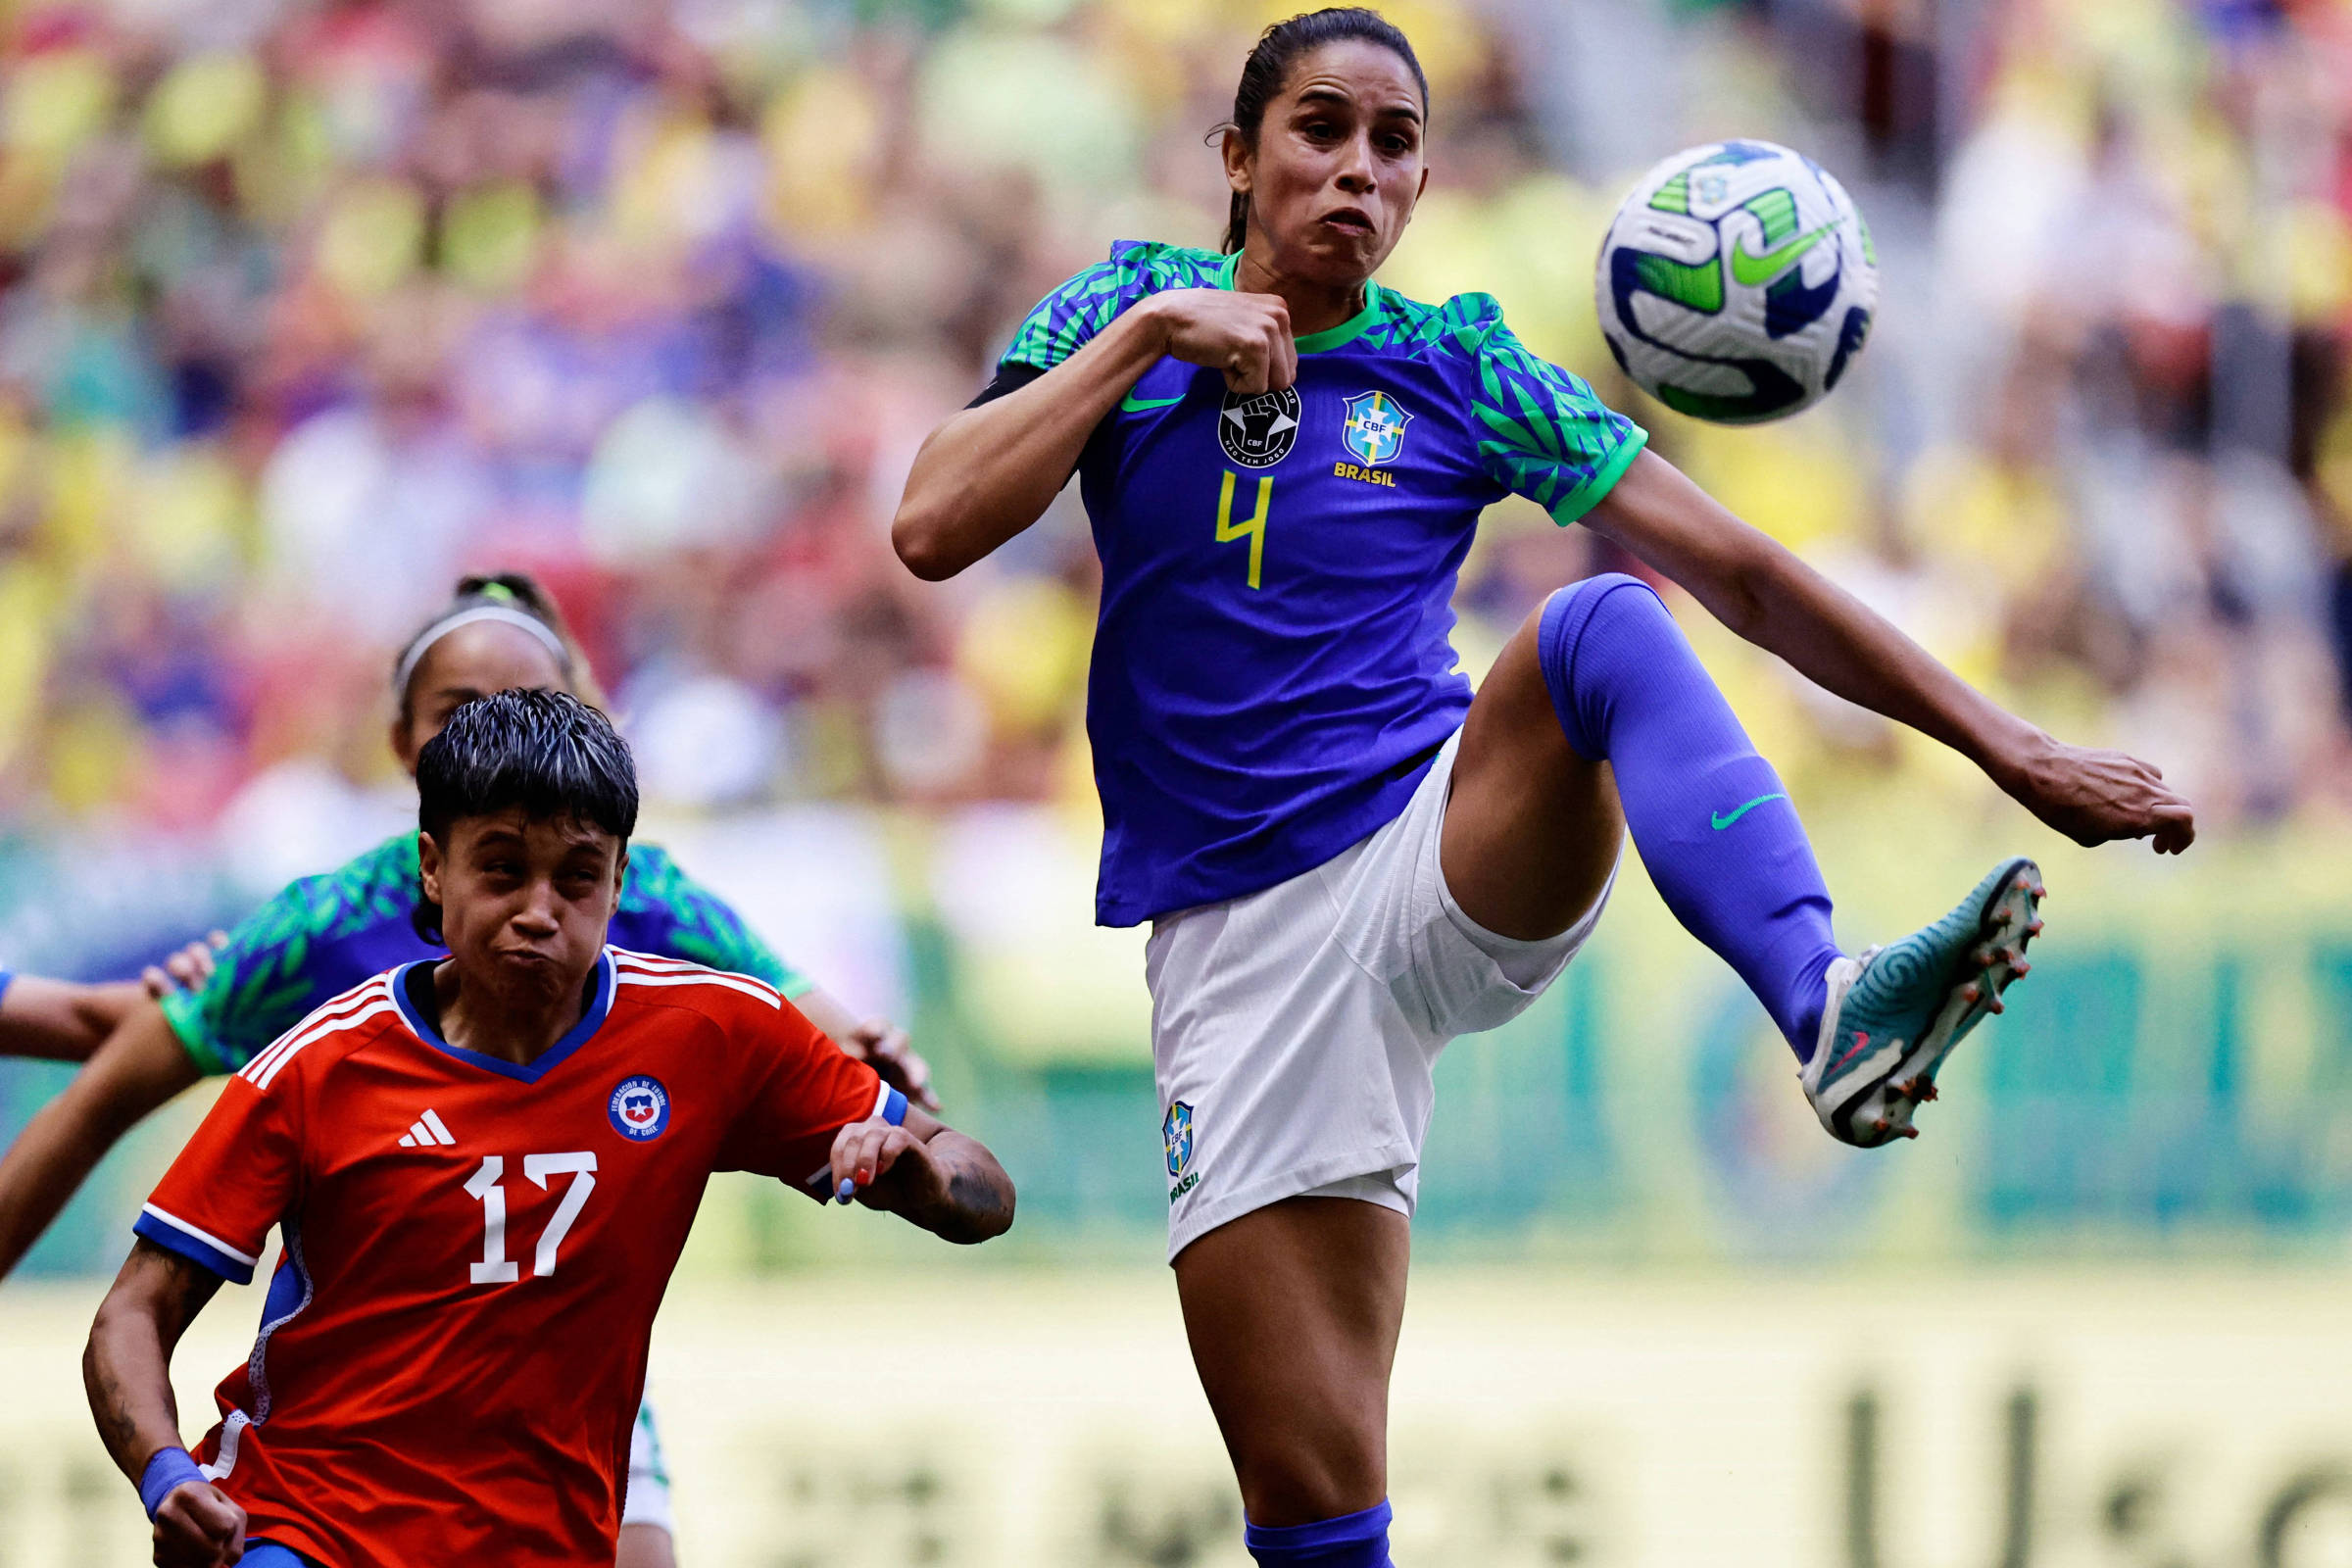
[1148,727,1615,1260]
[620,1396,674,1533]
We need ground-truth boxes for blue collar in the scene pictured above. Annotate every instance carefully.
[391,950,616,1084]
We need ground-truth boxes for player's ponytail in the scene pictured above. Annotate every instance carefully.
[1218,8,1430,255]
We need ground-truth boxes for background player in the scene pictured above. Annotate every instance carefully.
[84,688,1014,1568]
[7,572,935,1566]
[891,9,2196,1566]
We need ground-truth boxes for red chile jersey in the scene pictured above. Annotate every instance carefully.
[132,947,906,1568]
[992,241,1648,926]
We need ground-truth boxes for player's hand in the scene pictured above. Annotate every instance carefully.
[2002,735,2196,855]
[1143,288,1298,395]
[827,1118,946,1211]
[142,932,227,999]
[152,1479,245,1567]
[835,1017,939,1112]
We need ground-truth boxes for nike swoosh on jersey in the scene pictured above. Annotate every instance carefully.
[1710,792,1788,830]
[1119,392,1186,413]
[1730,224,1836,287]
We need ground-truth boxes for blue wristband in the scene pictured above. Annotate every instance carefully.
[138,1446,205,1520]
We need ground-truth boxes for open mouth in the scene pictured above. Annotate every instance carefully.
[1319,208,1375,236]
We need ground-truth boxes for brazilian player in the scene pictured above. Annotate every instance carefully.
[891,9,2195,1566]
[6,574,935,1565]
[86,689,1013,1568]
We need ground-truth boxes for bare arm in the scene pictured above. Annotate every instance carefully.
[0,1003,202,1281]
[1585,450,2195,853]
[829,1105,1014,1246]
[891,288,1298,581]
[0,978,151,1062]
[794,985,939,1112]
[86,1238,247,1566]
[0,935,224,1064]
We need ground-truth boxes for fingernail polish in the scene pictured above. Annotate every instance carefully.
[836,1177,856,1202]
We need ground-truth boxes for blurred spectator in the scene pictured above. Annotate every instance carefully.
[0,0,2335,846]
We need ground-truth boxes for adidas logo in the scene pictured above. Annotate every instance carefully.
[398,1109,457,1149]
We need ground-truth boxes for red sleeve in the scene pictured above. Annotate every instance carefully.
[714,996,900,1199]
[134,1069,304,1285]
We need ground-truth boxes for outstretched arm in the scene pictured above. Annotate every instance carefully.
[86,1238,246,1567]
[892,288,1297,581]
[0,977,153,1062]
[0,935,223,1063]
[0,1004,202,1281]
[828,1105,1014,1246]
[1585,450,2195,853]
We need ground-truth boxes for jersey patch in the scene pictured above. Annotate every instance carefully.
[1218,386,1299,468]
[1341,391,1412,466]
[609,1076,671,1142]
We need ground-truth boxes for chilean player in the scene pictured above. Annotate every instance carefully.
[892,9,2193,1565]
[85,690,1014,1568]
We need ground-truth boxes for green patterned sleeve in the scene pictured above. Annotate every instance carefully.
[158,894,324,1077]
[1467,305,1648,525]
[625,848,813,1001]
[1000,259,1134,374]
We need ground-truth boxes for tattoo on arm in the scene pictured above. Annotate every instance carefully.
[86,1239,223,1479]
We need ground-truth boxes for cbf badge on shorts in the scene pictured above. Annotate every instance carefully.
[609,1075,670,1141]
[1163,1101,1200,1203]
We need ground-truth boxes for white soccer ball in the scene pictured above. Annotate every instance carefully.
[1594,139,1879,424]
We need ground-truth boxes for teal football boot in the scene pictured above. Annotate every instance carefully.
[1800,858,2044,1148]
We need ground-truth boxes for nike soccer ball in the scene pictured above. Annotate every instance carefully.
[1594,139,1878,424]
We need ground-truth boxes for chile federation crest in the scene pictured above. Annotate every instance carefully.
[609,1075,671,1142]
[1341,391,1412,466]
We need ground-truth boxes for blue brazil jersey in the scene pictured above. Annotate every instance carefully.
[1000,241,1648,925]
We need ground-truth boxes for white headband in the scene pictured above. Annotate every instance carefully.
[394,605,570,699]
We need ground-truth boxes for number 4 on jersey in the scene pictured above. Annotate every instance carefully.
[1216,471,1271,591]
[466,1152,597,1284]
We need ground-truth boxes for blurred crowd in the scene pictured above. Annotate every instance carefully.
[0,0,2341,841]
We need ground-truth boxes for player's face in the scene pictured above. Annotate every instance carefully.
[1230,40,1427,287]
[392,624,571,776]
[422,810,624,1009]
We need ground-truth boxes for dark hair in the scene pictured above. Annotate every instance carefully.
[1220,8,1430,254]
[392,571,611,722]
[412,689,638,943]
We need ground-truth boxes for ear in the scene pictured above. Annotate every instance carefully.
[1221,125,1251,196]
[417,832,445,906]
[611,847,628,906]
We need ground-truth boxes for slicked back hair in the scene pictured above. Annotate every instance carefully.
[1219,8,1429,254]
[413,689,638,943]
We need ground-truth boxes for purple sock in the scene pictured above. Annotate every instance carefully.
[1245,1500,1394,1568]
[1538,574,1841,1059]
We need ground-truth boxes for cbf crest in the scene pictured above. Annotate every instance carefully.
[1164,1102,1200,1203]
[609,1075,670,1142]
[1341,391,1412,466]
[1163,1101,1195,1177]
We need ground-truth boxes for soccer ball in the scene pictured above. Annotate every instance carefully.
[1594,139,1878,424]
